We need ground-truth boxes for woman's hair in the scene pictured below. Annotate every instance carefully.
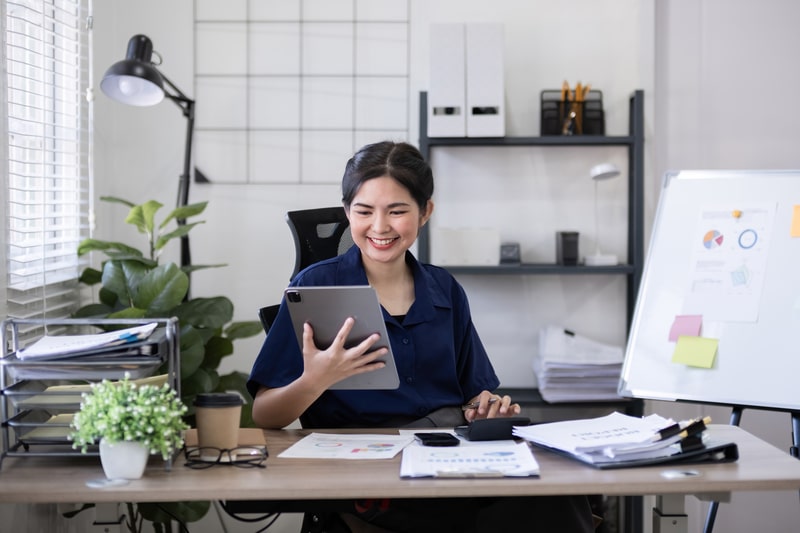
[341,141,433,210]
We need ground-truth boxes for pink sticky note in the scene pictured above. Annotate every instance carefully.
[671,336,718,368]
[668,315,702,342]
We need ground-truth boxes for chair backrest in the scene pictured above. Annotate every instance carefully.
[258,206,353,333]
[285,206,353,281]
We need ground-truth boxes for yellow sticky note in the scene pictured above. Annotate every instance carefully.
[671,336,718,368]
[792,205,800,238]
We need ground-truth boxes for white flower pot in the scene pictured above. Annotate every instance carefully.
[99,438,150,480]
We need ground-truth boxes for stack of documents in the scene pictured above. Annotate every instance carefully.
[16,323,159,361]
[512,412,733,469]
[532,325,624,402]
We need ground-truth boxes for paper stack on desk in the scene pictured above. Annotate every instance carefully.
[512,412,730,469]
[532,325,624,402]
[400,439,540,478]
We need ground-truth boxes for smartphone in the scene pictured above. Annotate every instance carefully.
[414,432,460,447]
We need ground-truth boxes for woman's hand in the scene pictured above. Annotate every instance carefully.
[463,391,521,422]
[300,317,387,390]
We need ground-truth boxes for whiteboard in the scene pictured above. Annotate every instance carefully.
[619,170,800,411]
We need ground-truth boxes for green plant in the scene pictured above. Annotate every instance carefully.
[75,197,262,425]
[69,373,189,459]
[70,197,262,530]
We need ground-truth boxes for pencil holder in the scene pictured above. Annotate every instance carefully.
[540,89,605,136]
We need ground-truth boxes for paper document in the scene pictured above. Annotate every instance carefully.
[533,325,624,402]
[278,433,414,460]
[513,412,687,465]
[400,440,540,478]
[17,323,159,360]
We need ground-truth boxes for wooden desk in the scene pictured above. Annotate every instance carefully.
[1,425,799,531]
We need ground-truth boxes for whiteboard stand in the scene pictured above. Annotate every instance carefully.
[617,169,800,533]
[703,406,800,533]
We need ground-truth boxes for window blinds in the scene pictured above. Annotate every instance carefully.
[3,0,93,331]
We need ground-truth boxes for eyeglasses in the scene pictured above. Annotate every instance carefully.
[183,446,267,469]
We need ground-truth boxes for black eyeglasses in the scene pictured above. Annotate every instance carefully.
[183,446,267,469]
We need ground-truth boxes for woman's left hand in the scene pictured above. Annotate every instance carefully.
[463,391,521,422]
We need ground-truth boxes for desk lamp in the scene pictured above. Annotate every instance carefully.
[584,163,620,266]
[100,34,196,275]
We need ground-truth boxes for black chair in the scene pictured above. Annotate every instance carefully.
[258,207,352,333]
[286,206,353,281]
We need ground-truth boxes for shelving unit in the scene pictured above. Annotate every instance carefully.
[418,90,646,533]
[418,90,645,325]
[0,317,180,470]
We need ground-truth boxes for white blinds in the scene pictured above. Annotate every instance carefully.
[3,0,93,327]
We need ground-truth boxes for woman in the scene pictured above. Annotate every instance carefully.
[248,141,595,532]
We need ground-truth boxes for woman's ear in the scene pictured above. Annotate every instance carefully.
[420,200,435,226]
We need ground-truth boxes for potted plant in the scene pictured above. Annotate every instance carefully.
[70,197,262,529]
[69,373,189,480]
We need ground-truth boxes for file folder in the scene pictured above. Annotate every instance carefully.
[465,23,505,137]
[428,23,466,137]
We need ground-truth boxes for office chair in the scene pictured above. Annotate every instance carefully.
[258,207,353,333]
[286,206,353,281]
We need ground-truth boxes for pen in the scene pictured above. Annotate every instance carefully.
[461,398,499,411]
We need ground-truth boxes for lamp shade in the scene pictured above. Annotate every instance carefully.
[590,163,620,181]
[100,34,165,106]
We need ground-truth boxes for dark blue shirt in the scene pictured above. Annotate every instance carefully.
[247,245,500,428]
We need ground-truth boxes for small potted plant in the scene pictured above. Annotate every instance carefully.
[69,373,189,480]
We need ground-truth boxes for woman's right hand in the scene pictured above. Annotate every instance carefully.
[300,317,387,390]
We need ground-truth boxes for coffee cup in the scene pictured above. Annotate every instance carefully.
[193,392,243,458]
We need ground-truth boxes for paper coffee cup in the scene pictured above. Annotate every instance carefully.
[194,393,243,459]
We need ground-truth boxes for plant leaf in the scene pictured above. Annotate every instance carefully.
[78,267,103,285]
[77,238,144,258]
[100,195,135,208]
[125,200,163,235]
[202,335,233,369]
[102,260,150,308]
[159,201,208,229]
[178,326,205,377]
[154,221,205,251]
[133,263,189,314]
[172,297,233,330]
[225,320,263,340]
[72,303,114,318]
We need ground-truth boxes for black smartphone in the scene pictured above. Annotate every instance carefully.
[414,432,460,447]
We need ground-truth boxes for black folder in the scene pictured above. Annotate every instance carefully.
[536,440,739,470]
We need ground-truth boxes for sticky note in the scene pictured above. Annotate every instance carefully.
[792,205,800,237]
[668,314,702,342]
[671,336,718,368]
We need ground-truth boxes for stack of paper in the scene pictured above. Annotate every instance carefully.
[16,323,159,360]
[513,412,714,467]
[532,325,624,402]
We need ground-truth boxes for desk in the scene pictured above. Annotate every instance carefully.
[1,425,799,531]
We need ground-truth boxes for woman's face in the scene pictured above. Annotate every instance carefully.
[346,175,432,267]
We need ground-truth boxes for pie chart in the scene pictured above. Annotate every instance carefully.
[703,230,724,249]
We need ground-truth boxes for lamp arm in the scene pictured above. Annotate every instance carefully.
[155,68,195,275]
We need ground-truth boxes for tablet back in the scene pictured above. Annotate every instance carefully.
[284,286,400,390]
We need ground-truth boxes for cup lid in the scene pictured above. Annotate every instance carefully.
[194,392,243,407]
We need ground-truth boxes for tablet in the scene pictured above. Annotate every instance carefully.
[283,286,400,390]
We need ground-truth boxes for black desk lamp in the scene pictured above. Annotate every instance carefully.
[100,34,196,274]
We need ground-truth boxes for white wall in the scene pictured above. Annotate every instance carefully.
[651,1,800,532]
